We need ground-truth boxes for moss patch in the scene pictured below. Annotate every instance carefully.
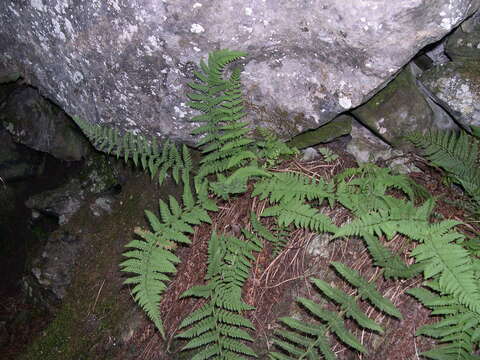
[287,114,352,149]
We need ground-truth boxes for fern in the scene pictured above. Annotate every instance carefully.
[253,172,335,207]
[254,127,298,167]
[72,116,186,185]
[334,163,427,216]
[407,286,480,359]
[95,48,480,358]
[177,232,261,359]
[269,262,401,359]
[362,233,423,279]
[318,147,339,163]
[243,212,289,257]
[411,221,480,313]
[408,129,480,204]
[188,49,256,179]
[262,198,337,234]
[333,197,435,241]
[120,176,217,338]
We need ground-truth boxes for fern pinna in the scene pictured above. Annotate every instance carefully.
[269,261,402,359]
[73,116,184,185]
[176,232,261,359]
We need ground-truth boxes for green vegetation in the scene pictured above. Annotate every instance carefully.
[73,49,480,359]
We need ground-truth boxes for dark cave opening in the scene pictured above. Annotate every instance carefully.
[0,149,84,298]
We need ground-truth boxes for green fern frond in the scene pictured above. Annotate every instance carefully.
[270,262,401,359]
[188,49,254,179]
[407,287,480,359]
[318,147,339,163]
[408,129,480,201]
[252,172,335,206]
[411,222,480,313]
[330,261,402,318]
[255,127,298,167]
[71,116,188,186]
[121,180,214,338]
[334,197,434,241]
[178,232,259,358]
[310,278,384,333]
[299,297,367,353]
[121,231,178,338]
[262,199,337,234]
[334,164,424,214]
[270,317,334,360]
[245,212,289,257]
[362,233,423,279]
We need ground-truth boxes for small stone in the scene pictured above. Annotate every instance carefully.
[301,147,320,162]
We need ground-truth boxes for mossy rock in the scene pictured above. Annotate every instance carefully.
[352,66,454,148]
[446,18,480,61]
[287,114,352,149]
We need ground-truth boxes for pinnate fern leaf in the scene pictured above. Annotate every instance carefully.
[269,262,402,359]
[177,232,259,358]
[253,172,335,206]
[411,222,480,313]
[408,129,480,202]
[331,261,402,319]
[121,181,214,338]
[262,198,337,234]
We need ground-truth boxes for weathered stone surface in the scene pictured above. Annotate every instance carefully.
[0,71,20,84]
[352,66,457,147]
[29,229,83,301]
[1,1,478,142]
[24,153,119,224]
[25,178,85,225]
[446,11,480,60]
[420,61,480,128]
[288,114,352,149]
[0,86,91,161]
[346,121,419,173]
[0,126,45,182]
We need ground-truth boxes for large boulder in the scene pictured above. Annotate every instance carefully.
[1,1,478,142]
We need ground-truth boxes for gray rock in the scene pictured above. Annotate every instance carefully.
[288,114,352,149]
[420,61,480,129]
[306,233,332,258]
[0,86,90,161]
[90,196,115,217]
[446,11,480,60]
[0,126,45,182]
[347,121,393,164]
[352,66,457,148]
[0,1,477,142]
[301,147,320,162]
[25,178,85,225]
[425,41,451,65]
[25,229,84,306]
[346,121,420,173]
